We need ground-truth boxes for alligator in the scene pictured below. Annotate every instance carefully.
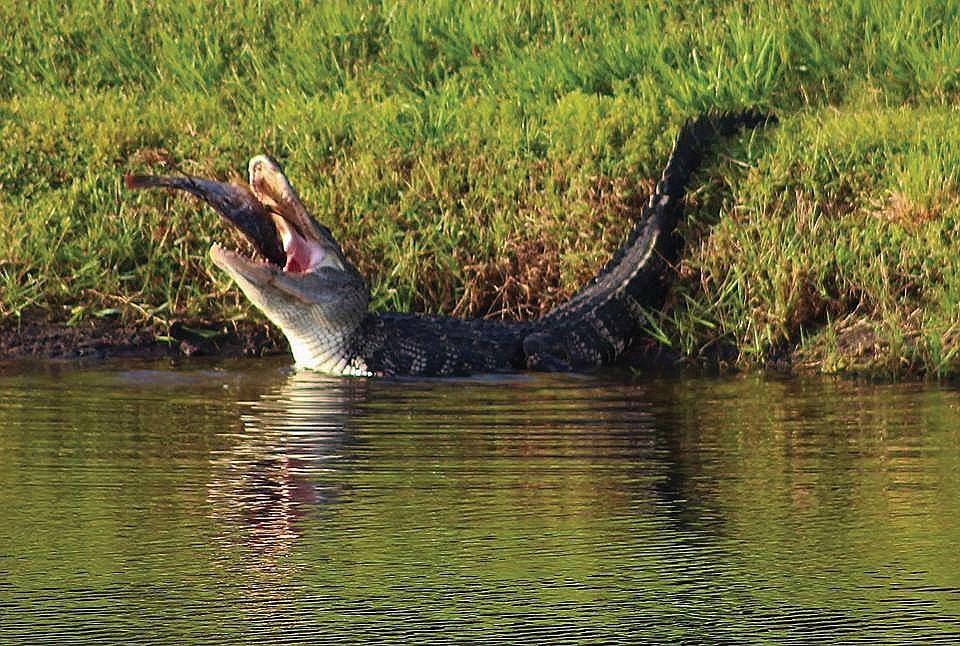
[126,109,775,376]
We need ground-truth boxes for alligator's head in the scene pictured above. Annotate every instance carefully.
[126,156,371,375]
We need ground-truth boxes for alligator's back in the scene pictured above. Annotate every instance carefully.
[523,109,776,371]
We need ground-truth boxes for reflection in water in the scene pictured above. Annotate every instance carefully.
[206,371,367,566]
[2,363,960,643]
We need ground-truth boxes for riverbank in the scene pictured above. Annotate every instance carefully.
[0,315,286,361]
[3,1,959,377]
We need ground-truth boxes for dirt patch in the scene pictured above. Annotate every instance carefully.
[0,315,288,362]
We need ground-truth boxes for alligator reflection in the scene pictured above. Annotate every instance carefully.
[205,372,719,563]
[206,370,367,561]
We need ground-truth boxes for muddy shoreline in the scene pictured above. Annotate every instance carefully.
[0,316,288,362]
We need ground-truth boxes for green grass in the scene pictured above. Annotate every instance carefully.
[2,0,960,376]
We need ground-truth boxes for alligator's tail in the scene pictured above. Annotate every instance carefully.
[526,108,776,370]
[589,109,777,288]
[653,108,776,229]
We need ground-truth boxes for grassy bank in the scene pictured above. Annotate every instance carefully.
[2,0,959,376]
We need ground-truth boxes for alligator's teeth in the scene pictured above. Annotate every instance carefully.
[210,243,272,268]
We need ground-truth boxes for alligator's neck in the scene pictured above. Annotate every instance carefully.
[286,325,372,376]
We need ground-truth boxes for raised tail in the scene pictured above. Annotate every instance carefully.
[525,108,776,370]
[653,108,776,226]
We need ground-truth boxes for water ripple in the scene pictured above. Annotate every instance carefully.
[1,363,959,642]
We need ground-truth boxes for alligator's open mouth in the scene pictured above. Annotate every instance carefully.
[125,155,340,283]
[127,154,371,374]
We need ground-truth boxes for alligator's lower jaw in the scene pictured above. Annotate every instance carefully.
[210,243,277,285]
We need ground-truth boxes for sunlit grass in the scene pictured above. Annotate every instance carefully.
[2,0,960,375]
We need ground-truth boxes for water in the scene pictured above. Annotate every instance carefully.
[1,358,959,643]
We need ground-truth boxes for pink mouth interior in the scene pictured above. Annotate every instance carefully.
[249,172,325,274]
[280,225,325,273]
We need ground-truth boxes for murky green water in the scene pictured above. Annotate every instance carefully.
[1,358,959,643]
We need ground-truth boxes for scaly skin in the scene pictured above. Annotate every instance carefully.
[127,109,776,376]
